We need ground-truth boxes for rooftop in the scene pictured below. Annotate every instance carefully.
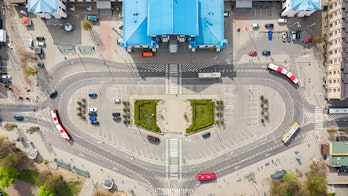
[331,156,348,167]
[28,0,58,13]
[330,142,348,156]
[291,0,321,11]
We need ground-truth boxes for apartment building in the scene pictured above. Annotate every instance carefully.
[326,0,348,100]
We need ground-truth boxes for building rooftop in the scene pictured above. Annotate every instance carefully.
[330,142,348,156]
[331,156,348,167]
[28,0,58,13]
[291,0,321,11]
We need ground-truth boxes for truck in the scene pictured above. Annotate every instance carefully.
[0,29,6,43]
[198,72,221,79]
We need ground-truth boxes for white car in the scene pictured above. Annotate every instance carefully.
[88,108,98,112]
[282,32,287,42]
[291,31,296,40]
[252,23,260,29]
[113,99,121,104]
[1,75,11,79]
[64,23,73,32]
[28,39,34,49]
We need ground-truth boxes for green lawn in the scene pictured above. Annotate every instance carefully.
[134,100,161,133]
[56,181,82,196]
[18,170,40,186]
[186,99,214,134]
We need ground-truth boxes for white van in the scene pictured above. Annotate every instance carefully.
[278,18,287,24]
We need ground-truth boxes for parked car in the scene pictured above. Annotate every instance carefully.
[88,108,98,112]
[223,12,230,17]
[147,135,160,144]
[202,132,211,139]
[268,31,273,40]
[13,115,24,121]
[1,75,11,80]
[64,23,73,32]
[36,36,45,41]
[287,32,291,43]
[112,112,121,117]
[252,23,260,29]
[89,116,97,121]
[37,63,45,67]
[262,50,271,56]
[49,90,58,99]
[89,111,97,116]
[35,48,44,58]
[88,93,98,98]
[113,99,121,104]
[248,51,257,56]
[113,116,121,122]
[296,31,301,39]
[91,121,100,126]
[28,39,34,49]
[87,15,98,22]
[265,24,274,29]
[277,18,287,24]
[304,37,312,44]
[291,31,296,41]
[36,41,45,47]
[281,32,287,42]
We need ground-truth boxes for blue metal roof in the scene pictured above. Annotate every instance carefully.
[148,0,198,36]
[291,0,321,11]
[121,0,227,49]
[28,0,58,13]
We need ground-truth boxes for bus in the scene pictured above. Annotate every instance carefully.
[196,173,216,181]
[328,108,348,114]
[198,72,221,79]
[280,122,300,144]
[51,109,73,143]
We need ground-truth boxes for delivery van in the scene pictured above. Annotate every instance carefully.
[140,51,154,57]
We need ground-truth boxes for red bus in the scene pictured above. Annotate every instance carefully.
[50,109,60,124]
[196,173,216,181]
[51,109,73,143]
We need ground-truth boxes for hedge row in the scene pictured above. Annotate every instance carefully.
[134,100,161,133]
[186,99,214,134]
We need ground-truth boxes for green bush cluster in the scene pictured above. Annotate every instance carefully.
[134,100,161,133]
[260,96,269,123]
[186,99,214,134]
[76,99,87,120]
[215,100,224,125]
[123,101,131,125]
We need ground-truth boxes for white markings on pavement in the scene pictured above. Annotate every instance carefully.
[166,64,181,95]
[314,107,323,130]
[156,188,193,196]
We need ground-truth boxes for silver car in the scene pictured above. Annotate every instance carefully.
[281,32,287,42]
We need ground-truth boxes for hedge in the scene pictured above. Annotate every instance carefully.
[186,99,214,134]
[134,100,161,133]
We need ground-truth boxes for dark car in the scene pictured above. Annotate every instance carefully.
[87,15,98,22]
[112,112,121,117]
[147,135,160,144]
[113,116,121,122]
[36,36,45,41]
[16,137,24,142]
[88,93,98,98]
[37,63,44,67]
[91,121,100,126]
[14,115,24,121]
[89,111,97,116]
[268,31,273,40]
[287,32,291,43]
[49,90,58,99]
[296,31,301,39]
[202,132,211,139]
[265,24,274,29]
[0,56,2,69]
[262,50,271,56]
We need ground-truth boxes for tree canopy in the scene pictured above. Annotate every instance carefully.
[0,167,19,189]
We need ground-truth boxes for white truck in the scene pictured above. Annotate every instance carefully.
[0,29,6,43]
[198,72,221,79]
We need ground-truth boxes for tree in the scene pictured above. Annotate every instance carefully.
[270,180,287,196]
[0,151,35,171]
[0,167,19,189]
[283,172,301,195]
[327,128,338,141]
[3,123,18,131]
[0,138,15,158]
[306,173,327,196]
[308,161,327,177]
[81,19,93,31]
[38,185,55,196]
[43,174,63,190]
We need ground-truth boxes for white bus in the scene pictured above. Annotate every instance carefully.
[198,72,221,79]
[280,122,300,144]
[328,108,348,114]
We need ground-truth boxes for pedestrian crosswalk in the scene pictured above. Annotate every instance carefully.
[166,139,182,180]
[156,188,193,196]
[166,64,182,95]
[314,107,323,130]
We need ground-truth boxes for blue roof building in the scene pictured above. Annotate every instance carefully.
[120,0,228,52]
[27,0,67,19]
[281,0,321,17]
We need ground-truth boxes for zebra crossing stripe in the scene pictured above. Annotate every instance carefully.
[314,107,323,130]
[156,188,193,196]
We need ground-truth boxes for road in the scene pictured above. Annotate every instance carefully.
[1,57,338,192]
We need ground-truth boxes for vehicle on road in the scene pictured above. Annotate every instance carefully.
[266,63,299,85]
[51,109,60,124]
[113,99,121,104]
[277,18,287,24]
[196,173,216,181]
[262,50,271,56]
[87,15,98,22]
[37,63,44,67]
[268,31,273,40]
[328,108,348,114]
[287,32,291,43]
[55,123,73,142]
[88,108,98,112]
[252,23,260,29]
[88,93,98,99]
[291,31,296,41]
[49,90,58,99]
[28,39,34,49]
[223,12,230,17]
[281,32,287,42]
[202,132,211,139]
[198,72,221,79]
[265,24,274,29]
[280,121,300,144]
[13,115,24,121]
[147,135,160,144]
[248,51,257,56]
[286,71,299,84]
[303,37,312,44]
[140,51,154,57]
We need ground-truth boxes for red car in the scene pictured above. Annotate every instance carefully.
[248,51,257,56]
[196,173,216,181]
[303,37,312,44]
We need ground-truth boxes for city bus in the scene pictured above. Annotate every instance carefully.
[280,121,300,144]
[198,72,221,79]
[328,108,348,114]
[196,173,216,181]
